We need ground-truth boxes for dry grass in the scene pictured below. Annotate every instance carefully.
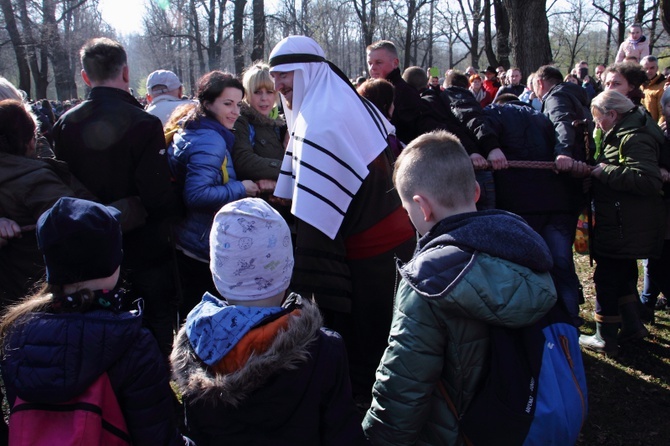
[574,254,670,445]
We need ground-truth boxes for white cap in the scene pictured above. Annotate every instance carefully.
[146,70,181,94]
[210,198,294,301]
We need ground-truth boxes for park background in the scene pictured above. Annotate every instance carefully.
[1,0,670,443]
[2,0,670,100]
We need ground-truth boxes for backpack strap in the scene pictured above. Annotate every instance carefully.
[436,380,474,446]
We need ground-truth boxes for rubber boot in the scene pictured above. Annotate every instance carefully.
[618,295,649,344]
[579,322,619,356]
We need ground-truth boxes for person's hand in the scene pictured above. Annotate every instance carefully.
[470,153,488,169]
[660,121,667,132]
[571,160,592,177]
[661,167,670,183]
[582,75,591,84]
[242,180,260,197]
[0,218,21,248]
[269,196,292,207]
[590,163,605,180]
[256,179,277,194]
[487,148,508,170]
[554,154,575,172]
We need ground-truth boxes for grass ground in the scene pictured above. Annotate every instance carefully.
[574,254,670,445]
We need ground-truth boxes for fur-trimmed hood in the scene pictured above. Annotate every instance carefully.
[171,293,322,407]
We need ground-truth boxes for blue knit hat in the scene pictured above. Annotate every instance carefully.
[37,197,123,285]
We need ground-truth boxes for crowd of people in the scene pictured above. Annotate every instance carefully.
[0,22,666,444]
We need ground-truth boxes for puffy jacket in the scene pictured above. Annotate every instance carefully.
[642,73,666,123]
[541,82,594,161]
[441,86,498,155]
[541,81,595,212]
[616,35,650,63]
[171,293,366,445]
[363,210,557,446]
[168,116,247,260]
[1,306,190,446]
[592,107,665,259]
[483,101,574,215]
[231,103,285,181]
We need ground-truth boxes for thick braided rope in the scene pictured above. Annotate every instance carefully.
[475,160,595,171]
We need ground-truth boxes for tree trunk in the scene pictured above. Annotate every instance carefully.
[483,0,499,68]
[0,0,32,96]
[604,0,615,64]
[502,0,552,76]
[43,0,77,100]
[494,0,510,69]
[18,0,49,99]
[233,0,246,74]
[618,0,626,43]
[251,0,265,61]
[662,0,670,34]
[189,0,206,73]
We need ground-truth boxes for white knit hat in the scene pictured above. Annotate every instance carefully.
[210,198,294,301]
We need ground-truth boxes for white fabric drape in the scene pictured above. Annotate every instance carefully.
[269,36,395,240]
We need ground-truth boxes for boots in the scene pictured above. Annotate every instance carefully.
[618,295,649,344]
[579,322,619,356]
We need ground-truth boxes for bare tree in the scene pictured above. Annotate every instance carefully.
[233,0,246,74]
[502,0,552,75]
[250,0,265,61]
[1,0,32,95]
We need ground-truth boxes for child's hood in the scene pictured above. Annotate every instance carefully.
[418,209,553,272]
[398,210,556,324]
[172,293,323,407]
[185,292,287,366]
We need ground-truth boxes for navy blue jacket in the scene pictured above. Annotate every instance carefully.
[1,308,190,446]
[484,101,574,215]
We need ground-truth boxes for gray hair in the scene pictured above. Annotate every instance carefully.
[591,90,635,116]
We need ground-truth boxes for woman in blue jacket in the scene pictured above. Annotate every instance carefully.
[168,71,259,319]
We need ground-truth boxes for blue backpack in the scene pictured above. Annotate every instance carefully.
[440,304,588,445]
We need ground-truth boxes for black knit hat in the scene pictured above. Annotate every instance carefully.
[37,197,123,285]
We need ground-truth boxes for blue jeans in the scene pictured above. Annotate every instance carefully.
[640,240,670,307]
[523,213,582,325]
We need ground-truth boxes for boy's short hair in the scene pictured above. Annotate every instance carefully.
[402,66,428,91]
[446,71,469,89]
[394,130,476,209]
[80,38,127,83]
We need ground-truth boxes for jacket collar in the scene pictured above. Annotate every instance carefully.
[88,86,143,109]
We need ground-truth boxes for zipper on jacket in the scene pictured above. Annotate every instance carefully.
[615,201,624,239]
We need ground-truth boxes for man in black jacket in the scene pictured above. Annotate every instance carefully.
[367,40,422,144]
[533,65,593,326]
[52,38,182,356]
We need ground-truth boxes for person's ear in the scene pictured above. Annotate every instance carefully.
[413,194,433,222]
[473,181,481,204]
[122,65,129,83]
[81,70,92,87]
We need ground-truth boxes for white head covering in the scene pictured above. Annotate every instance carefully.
[209,198,294,302]
[269,36,395,239]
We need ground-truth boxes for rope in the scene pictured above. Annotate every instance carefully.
[474,160,595,172]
